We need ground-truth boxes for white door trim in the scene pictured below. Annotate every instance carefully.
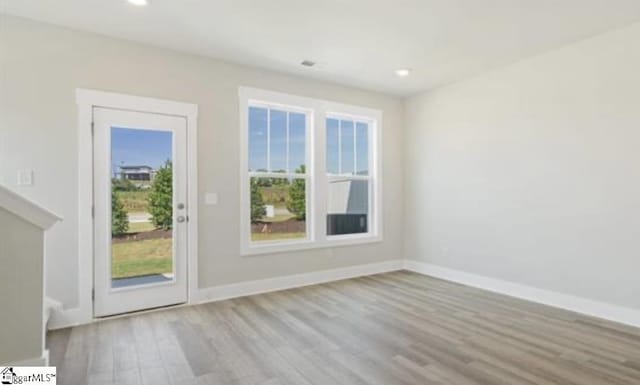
[76,89,198,324]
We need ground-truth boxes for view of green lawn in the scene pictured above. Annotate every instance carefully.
[112,185,173,280]
[127,221,155,233]
[251,232,305,241]
[251,179,306,242]
[260,184,289,203]
[112,237,172,279]
[261,203,295,222]
[117,190,150,212]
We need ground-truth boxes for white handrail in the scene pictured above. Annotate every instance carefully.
[0,184,62,229]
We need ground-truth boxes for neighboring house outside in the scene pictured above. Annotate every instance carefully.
[119,165,156,182]
[327,179,368,215]
[327,179,369,235]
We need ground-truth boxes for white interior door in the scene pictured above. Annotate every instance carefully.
[93,107,188,317]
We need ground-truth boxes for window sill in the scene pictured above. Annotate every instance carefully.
[241,234,383,256]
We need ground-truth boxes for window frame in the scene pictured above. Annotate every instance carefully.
[246,102,314,248]
[239,87,382,255]
[325,113,376,241]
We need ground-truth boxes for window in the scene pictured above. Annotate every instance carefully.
[247,105,310,243]
[240,87,381,255]
[326,117,372,237]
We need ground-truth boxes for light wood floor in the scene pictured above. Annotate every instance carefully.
[48,271,640,385]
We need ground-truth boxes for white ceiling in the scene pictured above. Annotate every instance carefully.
[3,0,640,96]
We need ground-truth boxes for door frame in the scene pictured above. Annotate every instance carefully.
[76,88,198,323]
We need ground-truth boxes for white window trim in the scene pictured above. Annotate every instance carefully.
[324,113,378,242]
[246,101,315,248]
[239,87,383,256]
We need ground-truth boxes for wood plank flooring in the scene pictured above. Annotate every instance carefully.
[47,271,640,385]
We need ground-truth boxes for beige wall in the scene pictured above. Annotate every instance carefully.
[405,22,640,310]
[0,207,43,364]
[0,15,404,309]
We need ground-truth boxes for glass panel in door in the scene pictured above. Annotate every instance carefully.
[110,127,174,288]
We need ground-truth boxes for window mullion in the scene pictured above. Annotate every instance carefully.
[353,121,357,175]
[315,110,326,244]
[338,119,342,174]
[266,108,271,172]
[285,111,290,174]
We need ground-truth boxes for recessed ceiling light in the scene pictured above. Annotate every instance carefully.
[395,68,411,77]
[127,0,148,6]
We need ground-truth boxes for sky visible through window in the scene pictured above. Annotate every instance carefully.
[249,106,306,173]
[111,127,172,176]
[327,118,369,175]
[248,107,369,175]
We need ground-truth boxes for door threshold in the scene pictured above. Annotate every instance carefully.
[93,301,188,321]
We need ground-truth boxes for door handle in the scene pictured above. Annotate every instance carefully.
[177,216,186,223]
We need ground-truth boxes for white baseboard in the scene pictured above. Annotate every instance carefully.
[48,259,640,330]
[48,306,91,330]
[44,297,63,326]
[48,260,404,329]
[4,350,49,367]
[404,260,640,328]
[196,260,405,303]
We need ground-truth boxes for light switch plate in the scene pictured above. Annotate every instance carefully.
[17,169,34,186]
[205,193,218,205]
